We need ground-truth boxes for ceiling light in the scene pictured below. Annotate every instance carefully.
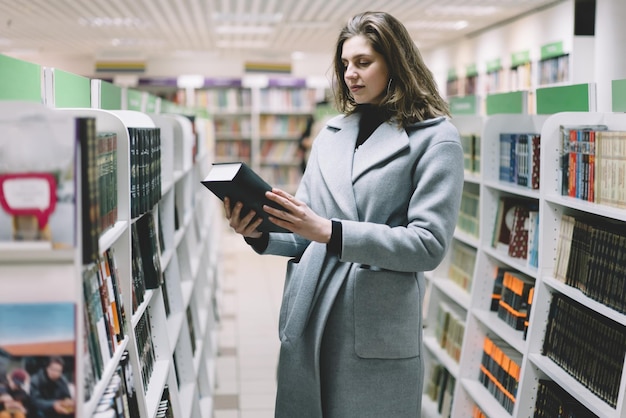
[79,17,147,28]
[406,20,469,31]
[216,40,270,49]
[215,25,274,35]
[426,6,498,17]
[212,13,283,24]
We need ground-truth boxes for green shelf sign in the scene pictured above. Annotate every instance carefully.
[99,81,122,110]
[541,41,565,60]
[486,58,502,73]
[511,50,531,67]
[0,55,42,102]
[449,95,478,116]
[536,83,593,114]
[125,89,144,111]
[486,91,526,115]
[612,79,626,112]
[54,69,91,108]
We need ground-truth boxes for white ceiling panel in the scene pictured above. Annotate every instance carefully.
[0,0,563,60]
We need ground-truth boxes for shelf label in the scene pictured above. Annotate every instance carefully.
[612,79,626,112]
[511,50,531,68]
[486,91,527,115]
[540,41,565,60]
[0,55,42,102]
[54,69,91,108]
[536,83,593,114]
[449,95,478,115]
[0,173,56,229]
[486,58,502,73]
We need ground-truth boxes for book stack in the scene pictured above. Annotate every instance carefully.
[435,301,465,363]
[554,214,626,314]
[478,335,522,414]
[542,294,626,408]
[129,127,161,219]
[447,240,476,292]
[499,132,541,189]
[533,379,596,418]
[497,270,534,333]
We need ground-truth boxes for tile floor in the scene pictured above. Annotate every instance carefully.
[213,222,287,418]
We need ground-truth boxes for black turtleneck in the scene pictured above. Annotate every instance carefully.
[355,104,389,149]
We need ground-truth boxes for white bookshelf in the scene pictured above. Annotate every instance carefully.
[425,111,626,417]
[0,95,221,418]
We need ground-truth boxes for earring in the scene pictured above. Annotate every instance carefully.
[387,78,393,95]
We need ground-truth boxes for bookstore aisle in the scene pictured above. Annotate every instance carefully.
[213,219,286,418]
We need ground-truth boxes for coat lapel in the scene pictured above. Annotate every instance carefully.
[316,114,360,220]
[352,122,410,181]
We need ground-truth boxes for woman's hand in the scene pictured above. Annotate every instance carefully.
[224,197,264,238]
[264,188,332,243]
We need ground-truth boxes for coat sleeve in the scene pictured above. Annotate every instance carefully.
[339,139,464,272]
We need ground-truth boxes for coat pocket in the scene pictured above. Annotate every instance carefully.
[278,258,298,339]
[353,268,421,359]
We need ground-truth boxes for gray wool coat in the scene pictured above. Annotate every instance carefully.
[251,112,464,418]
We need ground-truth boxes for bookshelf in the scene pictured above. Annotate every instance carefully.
[425,104,626,417]
[200,79,316,193]
[0,72,221,418]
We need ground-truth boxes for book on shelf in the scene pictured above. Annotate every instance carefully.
[497,270,534,334]
[498,132,541,189]
[0,302,77,417]
[134,311,156,394]
[558,124,608,199]
[129,127,161,219]
[424,363,456,417]
[533,379,596,418]
[434,301,465,363]
[0,108,76,250]
[448,239,476,292]
[134,211,164,289]
[492,196,538,260]
[479,335,521,414]
[200,162,291,233]
[458,188,479,238]
[553,214,626,315]
[542,293,626,408]
[490,266,512,312]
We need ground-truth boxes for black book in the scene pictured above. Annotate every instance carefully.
[201,162,291,233]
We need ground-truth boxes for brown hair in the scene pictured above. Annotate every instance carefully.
[332,11,450,126]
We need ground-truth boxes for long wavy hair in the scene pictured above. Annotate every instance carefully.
[332,11,450,127]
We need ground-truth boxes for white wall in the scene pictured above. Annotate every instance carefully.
[423,0,575,92]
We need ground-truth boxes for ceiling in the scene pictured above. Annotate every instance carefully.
[0,0,562,64]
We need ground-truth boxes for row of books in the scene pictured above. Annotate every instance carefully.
[559,124,626,208]
[533,379,596,418]
[492,196,540,267]
[215,139,252,161]
[259,114,309,137]
[457,189,479,238]
[542,294,626,408]
[499,132,541,189]
[83,248,127,398]
[448,240,476,293]
[555,214,626,314]
[258,88,315,112]
[425,364,455,418]
[129,127,162,219]
[538,54,570,86]
[260,140,300,164]
[91,351,141,418]
[472,404,487,418]
[479,335,522,414]
[196,88,252,112]
[214,116,252,137]
[434,301,465,363]
[460,133,481,175]
[492,268,534,338]
[258,165,302,189]
[135,311,157,394]
[130,212,164,314]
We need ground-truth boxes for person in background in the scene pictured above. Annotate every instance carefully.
[297,100,332,174]
[0,368,33,418]
[223,11,463,418]
[29,357,74,418]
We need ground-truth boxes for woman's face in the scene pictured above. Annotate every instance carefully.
[341,35,390,105]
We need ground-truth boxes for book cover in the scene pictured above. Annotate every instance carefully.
[201,162,291,233]
[0,302,77,417]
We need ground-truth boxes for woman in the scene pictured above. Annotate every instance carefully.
[225,11,464,418]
